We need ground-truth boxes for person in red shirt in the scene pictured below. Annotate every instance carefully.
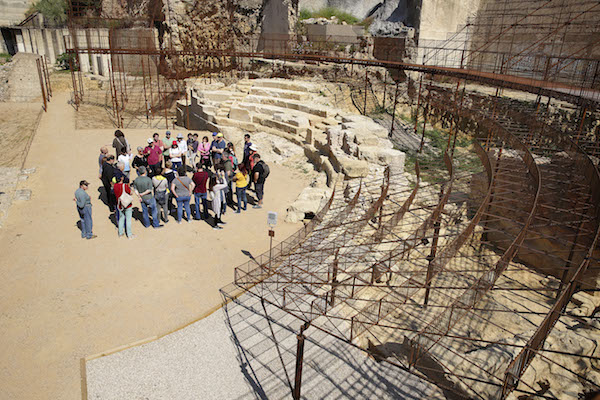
[114,176,134,238]
[144,138,163,177]
[192,163,210,220]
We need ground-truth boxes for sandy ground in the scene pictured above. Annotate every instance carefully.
[0,103,43,168]
[0,92,312,399]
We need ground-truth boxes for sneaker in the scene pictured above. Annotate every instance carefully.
[218,221,227,225]
[252,205,262,209]
[128,235,135,240]
[87,235,98,240]
[177,220,182,224]
[235,210,241,214]
[187,219,191,223]
[154,225,164,229]
[213,226,223,230]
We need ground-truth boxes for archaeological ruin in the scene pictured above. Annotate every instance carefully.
[1,0,599,399]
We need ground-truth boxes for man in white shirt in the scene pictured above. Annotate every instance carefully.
[177,133,188,169]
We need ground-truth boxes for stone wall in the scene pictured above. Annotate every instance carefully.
[0,0,35,26]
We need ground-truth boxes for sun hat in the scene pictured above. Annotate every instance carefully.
[249,144,258,151]
[165,131,171,136]
[172,140,178,146]
[147,138,153,144]
[216,133,223,138]
[212,132,218,136]
[177,133,184,138]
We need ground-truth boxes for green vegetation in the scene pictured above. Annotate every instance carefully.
[0,53,11,65]
[56,52,77,70]
[299,7,360,25]
[28,0,67,25]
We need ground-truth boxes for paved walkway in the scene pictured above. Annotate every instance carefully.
[87,287,444,399]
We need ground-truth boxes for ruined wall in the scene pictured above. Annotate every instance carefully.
[419,0,480,41]
[298,0,381,20]
[0,0,35,26]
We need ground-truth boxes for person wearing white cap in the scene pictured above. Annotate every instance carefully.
[176,133,188,169]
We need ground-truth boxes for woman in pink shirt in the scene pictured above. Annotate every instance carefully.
[199,136,211,169]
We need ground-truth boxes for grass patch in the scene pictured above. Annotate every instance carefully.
[299,7,360,25]
[0,53,11,65]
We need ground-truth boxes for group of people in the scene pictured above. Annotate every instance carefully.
[75,129,270,239]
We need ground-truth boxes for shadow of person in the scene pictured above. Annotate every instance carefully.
[108,212,117,227]
[97,186,109,207]
[75,220,82,232]
[132,207,143,223]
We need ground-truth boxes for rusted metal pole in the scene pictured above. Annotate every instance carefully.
[69,57,79,110]
[329,249,339,307]
[292,322,309,400]
[363,70,368,115]
[186,88,191,129]
[36,58,47,112]
[141,57,149,121]
[389,74,400,138]
[43,55,52,99]
[413,75,423,132]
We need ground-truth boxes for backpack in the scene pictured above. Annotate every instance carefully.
[261,161,270,180]
[231,155,238,170]
[119,185,133,209]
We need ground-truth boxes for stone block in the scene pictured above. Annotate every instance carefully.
[339,157,369,178]
[229,107,252,122]
[359,147,406,167]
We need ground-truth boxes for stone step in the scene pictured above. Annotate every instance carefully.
[253,113,309,136]
[237,102,324,127]
[249,87,311,102]
[213,116,257,132]
[251,79,319,93]
[244,94,332,118]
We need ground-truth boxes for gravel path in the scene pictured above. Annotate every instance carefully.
[86,287,444,399]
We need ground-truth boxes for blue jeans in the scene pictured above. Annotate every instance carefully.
[77,205,93,238]
[141,197,160,227]
[194,192,209,220]
[236,187,247,211]
[176,195,191,222]
[118,207,133,237]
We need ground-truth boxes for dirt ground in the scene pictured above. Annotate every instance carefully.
[0,103,43,168]
[0,90,313,399]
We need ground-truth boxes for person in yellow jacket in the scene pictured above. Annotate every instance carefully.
[152,170,170,223]
[232,166,249,213]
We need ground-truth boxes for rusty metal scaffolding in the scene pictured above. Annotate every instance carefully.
[66,0,600,398]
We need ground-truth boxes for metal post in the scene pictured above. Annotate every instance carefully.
[363,70,368,115]
[36,58,47,112]
[292,322,309,400]
[268,228,274,272]
[389,75,400,138]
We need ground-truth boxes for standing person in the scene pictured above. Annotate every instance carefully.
[145,138,163,177]
[112,130,129,158]
[177,133,188,169]
[233,166,249,213]
[246,144,258,190]
[169,141,183,170]
[162,131,172,162]
[199,136,211,169]
[209,174,228,230]
[210,132,226,166]
[163,160,176,214]
[74,180,96,239]
[192,163,210,220]
[101,155,117,211]
[133,166,163,229]
[132,146,148,175]
[98,146,108,178]
[188,133,199,171]
[152,132,164,157]
[221,151,235,209]
[152,169,170,223]
[242,134,252,170]
[171,166,195,223]
[117,148,133,179]
[114,176,134,238]
[252,153,269,209]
